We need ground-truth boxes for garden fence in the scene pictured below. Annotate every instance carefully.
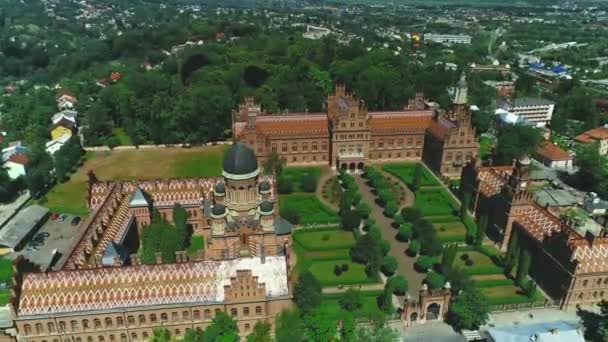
[489,299,561,313]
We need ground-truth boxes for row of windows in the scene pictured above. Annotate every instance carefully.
[290,154,327,163]
[336,133,368,140]
[340,121,365,129]
[370,151,420,159]
[370,139,422,149]
[577,291,606,300]
[22,306,264,336]
[445,152,473,163]
[581,278,608,287]
[273,142,328,153]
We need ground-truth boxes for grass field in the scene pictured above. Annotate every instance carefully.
[41,146,227,215]
[0,289,10,305]
[323,290,383,318]
[280,193,339,225]
[187,236,205,256]
[383,163,439,187]
[481,285,546,305]
[414,188,459,216]
[293,229,355,250]
[436,221,467,243]
[293,228,379,287]
[0,258,12,283]
[455,251,504,275]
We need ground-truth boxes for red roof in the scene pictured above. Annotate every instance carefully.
[536,141,572,161]
[110,72,121,81]
[8,153,29,166]
[575,127,608,143]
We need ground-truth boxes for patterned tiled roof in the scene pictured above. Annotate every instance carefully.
[18,256,289,317]
[369,111,433,134]
[515,203,563,242]
[570,237,608,274]
[477,166,512,197]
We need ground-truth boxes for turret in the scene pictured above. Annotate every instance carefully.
[210,204,227,236]
[258,201,275,232]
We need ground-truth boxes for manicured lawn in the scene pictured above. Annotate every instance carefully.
[280,193,339,225]
[322,176,341,206]
[414,188,459,216]
[281,167,322,192]
[455,251,504,275]
[309,259,378,286]
[294,229,355,250]
[41,146,227,215]
[323,290,384,318]
[0,289,10,305]
[383,163,439,187]
[481,284,545,305]
[0,258,12,284]
[436,222,467,243]
[112,127,133,146]
[187,236,205,256]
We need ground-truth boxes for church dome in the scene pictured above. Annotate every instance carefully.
[214,182,225,194]
[259,201,274,213]
[222,143,259,179]
[259,181,271,193]
[211,204,226,216]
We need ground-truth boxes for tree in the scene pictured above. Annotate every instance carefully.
[381,256,398,276]
[447,286,490,330]
[412,163,423,191]
[460,192,471,218]
[383,201,398,218]
[440,244,458,275]
[397,224,413,241]
[425,271,446,289]
[407,240,421,256]
[173,203,189,248]
[203,311,239,342]
[415,255,436,272]
[356,326,399,342]
[340,312,357,342]
[303,305,338,341]
[247,321,272,342]
[350,234,382,277]
[401,207,423,223]
[275,309,305,342]
[516,249,532,286]
[150,328,171,342]
[389,275,408,295]
[341,209,362,231]
[380,279,394,312]
[577,300,608,342]
[293,271,322,312]
[280,206,300,225]
[339,288,363,311]
[356,202,371,219]
[277,176,294,194]
[475,213,489,247]
[301,173,318,193]
[495,125,543,165]
[505,229,520,274]
[472,109,493,134]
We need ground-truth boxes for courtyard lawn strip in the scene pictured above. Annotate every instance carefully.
[279,193,339,225]
[382,163,440,187]
[322,290,384,318]
[281,166,322,192]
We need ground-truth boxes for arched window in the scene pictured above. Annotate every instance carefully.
[243,307,250,316]
[183,311,190,321]
[143,332,149,339]
[230,308,237,317]
[116,317,124,327]
[130,332,137,341]
[597,278,602,285]
[193,310,200,320]
[109,335,115,342]
[150,314,157,323]
[99,336,105,342]
[583,280,589,287]
[255,306,262,315]
[94,319,101,329]
[35,323,43,334]
[160,313,168,322]
[175,329,181,336]
[138,314,145,324]
[70,320,78,331]
[87,336,93,342]
[127,316,135,325]
[120,334,127,342]
[58,321,66,332]
[48,322,56,333]
[204,309,211,319]
[23,324,32,335]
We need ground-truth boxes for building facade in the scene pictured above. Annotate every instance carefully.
[10,144,294,341]
[497,97,555,128]
[575,127,608,155]
[234,80,478,179]
[465,157,608,309]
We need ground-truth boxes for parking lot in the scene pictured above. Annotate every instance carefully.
[11,213,84,269]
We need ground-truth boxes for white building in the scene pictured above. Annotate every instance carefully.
[424,33,471,45]
[1,143,29,180]
[45,134,71,156]
[497,97,555,127]
[303,25,331,40]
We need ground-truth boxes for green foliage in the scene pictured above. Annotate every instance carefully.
[407,240,421,256]
[412,163,423,191]
[516,249,532,286]
[341,209,362,231]
[339,288,363,311]
[275,309,305,342]
[440,244,458,275]
[505,229,520,274]
[379,240,391,257]
[263,151,285,176]
[425,271,446,289]
[447,286,490,331]
[495,125,543,165]
[389,275,408,296]
[401,207,423,223]
[356,202,371,219]
[280,206,300,225]
[301,173,319,193]
[475,213,489,248]
[293,271,322,312]
[350,234,382,277]
[570,144,608,198]
[173,203,189,248]
[202,311,239,342]
[247,321,272,342]
[151,328,171,342]
[280,193,338,225]
[381,255,398,276]
[397,224,413,241]
[577,301,608,342]
[415,255,436,272]
[383,201,398,218]
[54,135,85,182]
[277,176,294,194]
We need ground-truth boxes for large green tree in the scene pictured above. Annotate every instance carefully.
[578,300,608,342]
[494,124,543,165]
[293,271,322,312]
[447,286,490,330]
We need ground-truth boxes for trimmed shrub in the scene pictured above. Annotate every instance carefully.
[380,239,391,256]
[460,253,470,261]
[368,226,382,241]
[401,207,423,223]
[281,207,300,225]
[334,264,343,276]
[390,275,408,295]
[356,202,371,219]
[301,173,318,193]
[415,255,436,272]
[407,240,421,256]
[341,264,349,272]
[465,259,474,267]
[381,256,398,276]
[425,271,446,289]
[383,201,398,218]
[397,224,413,241]
[277,176,294,194]
[341,210,362,231]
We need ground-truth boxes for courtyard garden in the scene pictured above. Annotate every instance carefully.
[383,163,440,187]
[0,258,13,305]
[293,227,380,286]
[278,166,340,225]
[323,290,385,318]
[40,145,228,215]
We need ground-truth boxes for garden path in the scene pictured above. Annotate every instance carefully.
[316,172,340,211]
[353,175,426,296]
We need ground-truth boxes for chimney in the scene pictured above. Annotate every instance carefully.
[155,252,163,265]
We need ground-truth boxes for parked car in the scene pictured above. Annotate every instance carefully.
[71,216,81,226]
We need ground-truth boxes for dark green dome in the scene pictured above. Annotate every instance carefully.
[259,181,271,192]
[259,201,274,213]
[214,182,225,194]
[212,204,226,216]
[223,143,258,176]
